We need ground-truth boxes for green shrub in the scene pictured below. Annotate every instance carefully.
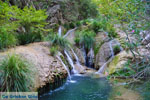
[50,34,71,50]
[75,30,96,51]
[106,23,118,38]
[77,0,98,19]
[0,29,17,49]
[0,1,48,48]
[0,54,33,92]
[17,28,44,45]
[15,6,47,45]
[74,37,80,46]
[113,45,121,55]
[50,46,59,56]
[0,1,18,49]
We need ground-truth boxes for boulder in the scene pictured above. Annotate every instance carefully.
[106,51,133,75]
[0,42,67,91]
[95,39,122,69]
[74,47,85,64]
[95,32,110,44]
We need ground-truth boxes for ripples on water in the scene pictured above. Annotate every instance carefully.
[39,75,111,100]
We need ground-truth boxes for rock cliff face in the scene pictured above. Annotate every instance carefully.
[0,42,67,91]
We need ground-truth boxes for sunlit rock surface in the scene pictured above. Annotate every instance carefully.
[106,51,133,75]
[0,42,67,91]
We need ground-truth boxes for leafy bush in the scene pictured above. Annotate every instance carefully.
[17,28,44,45]
[75,30,96,51]
[106,23,117,38]
[77,0,98,19]
[79,17,118,38]
[0,54,33,92]
[50,46,59,56]
[0,1,48,48]
[16,6,47,45]
[111,61,136,78]
[0,1,18,49]
[50,34,71,50]
[113,45,121,55]
[16,6,47,33]
[0,29,17,49]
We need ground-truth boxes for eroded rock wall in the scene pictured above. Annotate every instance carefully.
[0,42,67,91]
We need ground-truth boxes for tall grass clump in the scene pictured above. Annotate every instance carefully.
[0,54,33,92]
[49,34,71,53]
[75,30,96,52]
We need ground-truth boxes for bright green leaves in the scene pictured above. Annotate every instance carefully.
[0,54,33,92]
[0,1,48,48]
[75,30,96,51]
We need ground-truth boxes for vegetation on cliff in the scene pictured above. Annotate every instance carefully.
[0,0,150,95]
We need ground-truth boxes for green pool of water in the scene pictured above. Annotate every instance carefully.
[39,75,111,100]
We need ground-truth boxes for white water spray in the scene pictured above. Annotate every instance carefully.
[71,48,80,64]
[109,40,114,57]
[97,58,113,73]
[97,40,115,73]
[89,48,94,66]
[63,28,77,38]
[97,39,123,73]
[58,26,62,37]
[64,50,78,74]
[56,55,71,80]
[71,48,84,71]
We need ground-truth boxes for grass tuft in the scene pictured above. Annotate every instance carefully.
[0,54,33,92]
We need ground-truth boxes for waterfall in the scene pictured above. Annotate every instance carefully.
[58,26,62,37]
[89,48,94,67]
[97,40,115,73]
[64,50,78,74]
[109,40,114,57]
[81,46,86,65]
[97,39,123,74]
[71,48,84,71]
[71,48,80,64]
[97,58,113,73]
[63,28,77,38]
[56,55,71,80]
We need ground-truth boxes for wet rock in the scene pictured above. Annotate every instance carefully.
[95,32,110,44]
[95,40,122,69]
[74,47,85,64]
[0,42,68,91]
[140,31,150,45]
[74,64,86,74]
[106,51,133,75]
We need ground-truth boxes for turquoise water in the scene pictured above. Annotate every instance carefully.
[39,75,111,100]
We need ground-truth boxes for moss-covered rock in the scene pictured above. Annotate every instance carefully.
[106,51,133,75]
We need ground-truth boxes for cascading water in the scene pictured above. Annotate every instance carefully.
[88,48,94,67]
[97,39,123,73]
[64,50,78,74]
[56,55,71,80]
[58,26,62,37]
[97,58,113,73]
[71,48,84,72]
[71,48,80,64]
[63,28,77,38]
[109,40,114,57]
[97,40,115,73]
